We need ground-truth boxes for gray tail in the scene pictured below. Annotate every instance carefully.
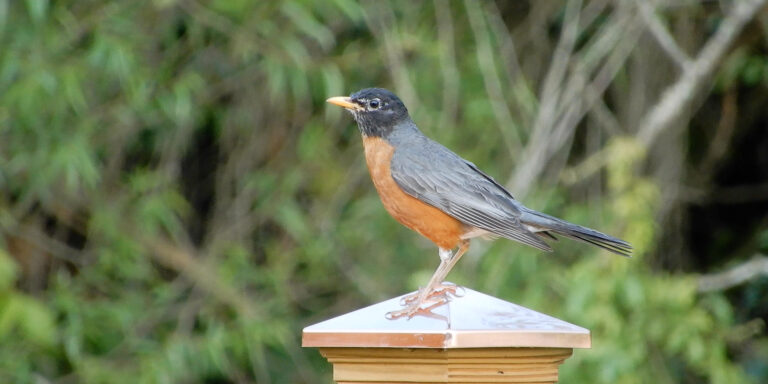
[521,208,632,257]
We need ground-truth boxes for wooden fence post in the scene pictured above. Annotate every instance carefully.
[303,286,590,383]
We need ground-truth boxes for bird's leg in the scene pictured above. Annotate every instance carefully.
[387,240,470,319]
[398,247,453,306]
[429,240,470,296]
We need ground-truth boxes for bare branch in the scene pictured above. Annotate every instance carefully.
[532,0,582,140]
[464,0,523,153]
[698,255,768,292]
[508,0,583,197]
[635,0,692,68]
[149,239,262,318]
[682,182,768,204]
[362,0,419,109]
[510,5,642,198]
[637,0,767,147]
[9,226,84,266]
[485,2,525,97]
[699,90,739,175]
[433,0,461,133]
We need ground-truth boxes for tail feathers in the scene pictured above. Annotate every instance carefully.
[536,231,559,242]
[521,209,632,257]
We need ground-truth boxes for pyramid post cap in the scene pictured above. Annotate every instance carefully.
[302,285,590,349]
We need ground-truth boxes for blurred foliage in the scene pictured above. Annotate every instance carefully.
[1,0,767,383]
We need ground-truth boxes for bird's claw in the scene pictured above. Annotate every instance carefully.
[386,297,448,320]
[398,282,463,306]
[387,283,464,320]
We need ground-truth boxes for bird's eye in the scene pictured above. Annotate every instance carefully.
[369,99,380,109]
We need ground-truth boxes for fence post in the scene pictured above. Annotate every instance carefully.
[303,285,590,383]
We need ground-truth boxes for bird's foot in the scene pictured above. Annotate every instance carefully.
[398,282,464,306]
[385,296,447,320]
[385,283,464,320]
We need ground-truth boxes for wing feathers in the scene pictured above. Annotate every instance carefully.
[387,134,631,256]
[390,141,550,251]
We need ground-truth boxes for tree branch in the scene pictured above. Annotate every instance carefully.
[635,0,692,68]
[149,239,262,318]
[637,0,767,147]
[465,0,523,153]
[510,4,641,197]
[698,255,768,292]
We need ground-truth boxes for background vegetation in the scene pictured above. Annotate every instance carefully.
[2,0,768,382]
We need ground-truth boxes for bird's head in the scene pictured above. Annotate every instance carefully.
[326,88,410,138]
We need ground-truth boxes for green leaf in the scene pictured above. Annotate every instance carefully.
[25,0,47,23]
[0,249,17,290]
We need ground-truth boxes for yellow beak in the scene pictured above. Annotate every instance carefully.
[326,96,361,110]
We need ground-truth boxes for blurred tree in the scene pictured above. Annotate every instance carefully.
[0,0,767,383]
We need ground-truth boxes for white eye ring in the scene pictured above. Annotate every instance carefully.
[368,99,381,109]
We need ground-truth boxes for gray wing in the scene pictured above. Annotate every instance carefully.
[390,142,552,252]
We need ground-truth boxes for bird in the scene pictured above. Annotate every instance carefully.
[327,88,631,319]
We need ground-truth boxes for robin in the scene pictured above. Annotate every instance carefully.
[327,88,631,319]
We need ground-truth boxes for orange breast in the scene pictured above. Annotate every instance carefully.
[362,136,464,250]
